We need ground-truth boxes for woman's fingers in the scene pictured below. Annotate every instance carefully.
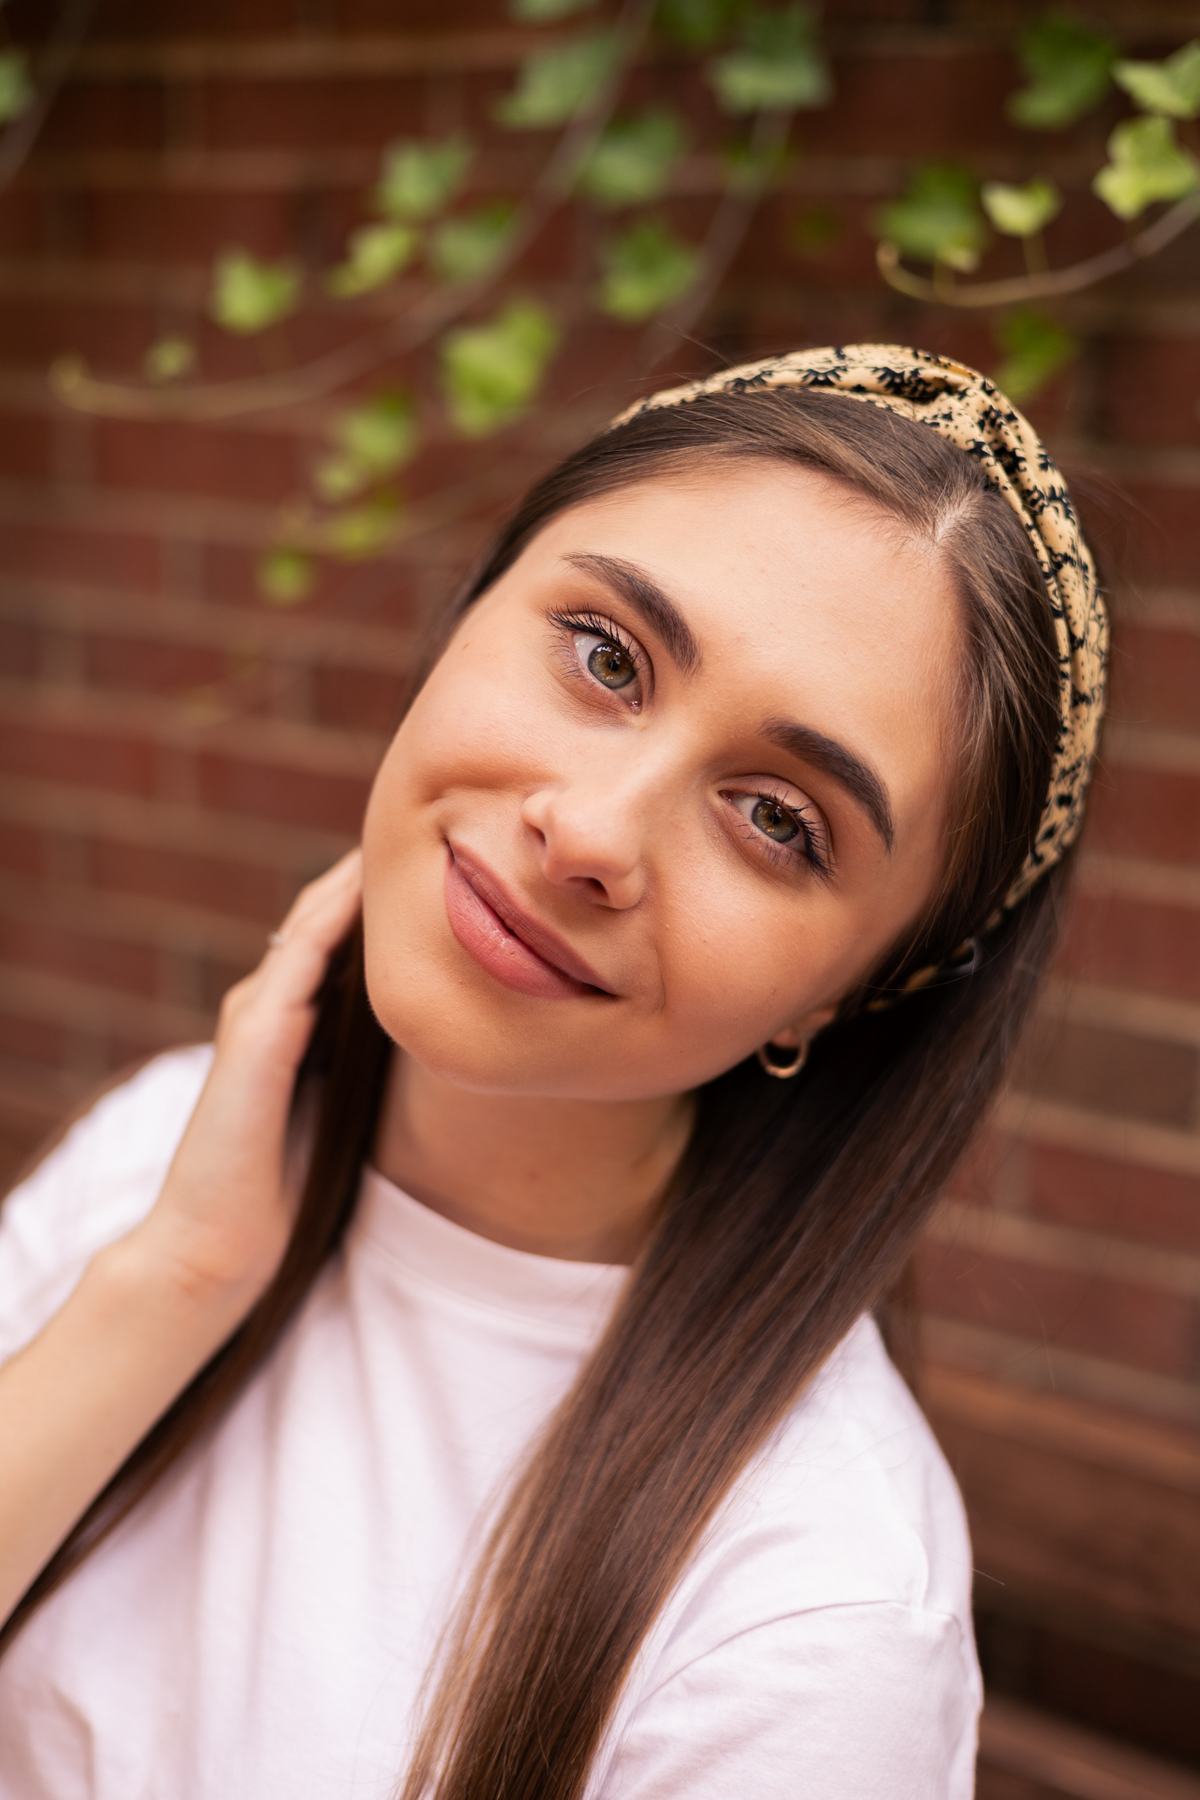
[256,848,364,1005]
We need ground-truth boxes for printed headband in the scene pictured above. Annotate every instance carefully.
[613,345,1108,917]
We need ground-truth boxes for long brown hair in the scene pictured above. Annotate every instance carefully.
[3,390,1076,1800]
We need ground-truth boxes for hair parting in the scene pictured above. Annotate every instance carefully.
[3,388,1088,1800]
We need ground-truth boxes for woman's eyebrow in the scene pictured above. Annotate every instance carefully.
[562,552,702,675]
[762,719,896,855]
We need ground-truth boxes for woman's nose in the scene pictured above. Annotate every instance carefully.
[520,766,654,910]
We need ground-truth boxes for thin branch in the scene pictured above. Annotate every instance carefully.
[50,0,657,424]
[637,105,793,378]
[0,0,94,191]
[877,189,1200,309]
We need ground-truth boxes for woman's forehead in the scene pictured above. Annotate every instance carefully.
[521,464,961,702]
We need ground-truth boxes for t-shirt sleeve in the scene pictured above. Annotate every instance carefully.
[598,1600,979,1800]
[0,1045,214,1365]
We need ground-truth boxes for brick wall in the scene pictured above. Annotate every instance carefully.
[1,0,1199,1769]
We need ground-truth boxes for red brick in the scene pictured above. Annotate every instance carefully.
[84,633,229,695]
[195,750,370,833]
[1028,1143,1200,1258]
[1086,765,1200,869]
[1109,622,1200,733]
[202,77,426,154]
[93,836,286,922]
[0,617,38,679]
[0,1008,68,1071]
[0,411,52,483]
[37,80,166,157]
[1014,1016,1198,1132]
[914,1239,1198,1380]
[1061,891,1200,1004]
[1098,338,1200,451]
[93,417,299,506]
[0,718,156,797]
[312,665,405,735]
[0,820,46,878]
[0,915,158,996]
[1112,482,1200,589]
[0,518,161,593]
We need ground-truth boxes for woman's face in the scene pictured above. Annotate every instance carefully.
[362,461,963,1101]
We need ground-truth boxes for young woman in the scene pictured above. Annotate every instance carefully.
[0,346,1106,1800]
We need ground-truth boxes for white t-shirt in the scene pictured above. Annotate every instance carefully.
[0,1048,981,1800]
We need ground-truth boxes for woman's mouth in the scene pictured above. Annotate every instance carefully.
[443,845,614,1002]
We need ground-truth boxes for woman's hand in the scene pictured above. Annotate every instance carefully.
[133,846,364,1305]
[0,849,363,1623]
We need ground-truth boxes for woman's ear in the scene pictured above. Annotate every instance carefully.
[766,1003,839,1051]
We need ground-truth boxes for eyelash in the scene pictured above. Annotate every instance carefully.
[548,608,649,701]
[548,607,831,880]
[728,785,833,880]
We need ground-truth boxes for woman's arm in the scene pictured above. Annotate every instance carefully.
[0,849,363,1624]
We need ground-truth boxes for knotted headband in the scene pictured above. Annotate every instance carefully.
[612,344,1108,917]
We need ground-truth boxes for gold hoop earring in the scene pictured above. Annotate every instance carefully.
[756,1038,808,1079]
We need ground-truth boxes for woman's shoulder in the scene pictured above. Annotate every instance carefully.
[0,1045,213,1361]
[605,1321,980,1799]
[665,1315,974,1640]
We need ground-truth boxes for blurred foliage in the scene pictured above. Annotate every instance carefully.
[991,309,1078,402]
[1093,115,1199,219]
[1006,15,1115,129]
[578,110,687,206]
[1114,39,1200,119]
[41,0,1200,603]
[709,6,831,112]
[496,33,620,126]
[210,250,301,334]
[326,222,419,297]
[0,48,31,123]
[981,177,1063,239]
[375,136,474,220]
[143,336,197,383]
[441,301,561,436]
[875,164,989,273]
[598,217,700,319]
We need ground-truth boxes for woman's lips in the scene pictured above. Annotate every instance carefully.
[443,846,613,1001]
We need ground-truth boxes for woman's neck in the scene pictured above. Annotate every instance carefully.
[373,1052,694,1265]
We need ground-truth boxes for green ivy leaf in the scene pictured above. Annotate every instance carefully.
[656,0,742,51]
[1006,15,1115,130]
[143,336,196,382]
[495,34,620,129]
[314,390,419,505]
[787,204,841,257]
[440,301,560,436]
[325,222,419,296]
[981,176,1063,238]
[708,5,831,113]
[1092,114,1200,220]
[429,204,517,283]
[874,164,989,272]
[326,491,403,560]
[597,218,700,322]
[992,309,1078,403]
[374,136,473,221]
[510,0,598,18]
[577,110,686,207]
[721,131,789,193]
[0,50,33,125]
[210,249,300,334]
[258,547,315,606]
[1114,40,1200,121]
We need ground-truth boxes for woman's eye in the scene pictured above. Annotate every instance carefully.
[728,789,829,875]
[750,796,800,843]
[581,634,638,691]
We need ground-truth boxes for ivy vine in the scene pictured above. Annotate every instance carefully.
[37,5,1200,612]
